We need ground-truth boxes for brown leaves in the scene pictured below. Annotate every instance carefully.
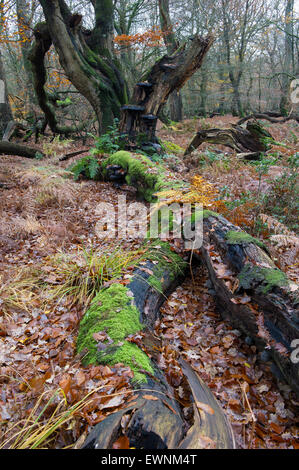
[156,266,298,449]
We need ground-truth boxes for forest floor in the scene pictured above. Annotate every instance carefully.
[0,115,298,449]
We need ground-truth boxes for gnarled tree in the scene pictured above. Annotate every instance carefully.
[30,0,213,143]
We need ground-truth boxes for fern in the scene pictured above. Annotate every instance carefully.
[69,156,100,181]
[90,119,126,155]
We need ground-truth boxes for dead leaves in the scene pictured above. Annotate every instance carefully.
[156,266,298,449]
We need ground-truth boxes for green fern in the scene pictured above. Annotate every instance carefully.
[69,156,100,181]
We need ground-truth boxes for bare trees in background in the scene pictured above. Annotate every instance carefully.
[0,0,298,128]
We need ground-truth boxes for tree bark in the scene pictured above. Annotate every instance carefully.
[0,51,13,140]
[193,213,299,396]
[35,0,128,134]
[184,120,273,157]
[119,35,214,149]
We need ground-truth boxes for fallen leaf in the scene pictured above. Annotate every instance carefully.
[112,435,130,449]
[195,401,215,415]
[143,394,158,401]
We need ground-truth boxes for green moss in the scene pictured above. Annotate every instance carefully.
[226,230,266,249]
[186,209,220,225]
[146,241,187,292]
[76,283,153,382]
[161,140,184,154]
[98,341,154,384]
[101,151,165,202]
[238,264,289,294]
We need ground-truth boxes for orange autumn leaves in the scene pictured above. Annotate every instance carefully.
[155,175,225,211]
[114,25,174,48]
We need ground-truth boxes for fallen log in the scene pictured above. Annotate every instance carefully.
[184,120,273,158]
[0,141,43,159]
[237,112,299,125]
[193,211,299,395]
[79,242,236,449]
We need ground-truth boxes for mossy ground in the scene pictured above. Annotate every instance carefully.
[161,140,184,155]
[76,283,154,383]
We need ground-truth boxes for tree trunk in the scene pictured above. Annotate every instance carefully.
[35,0,128,134]
[280,0,295,115]
[169,90,183,121]
[158,0,183,122]
[0,50,13,140]
[119,35,214,150]
[16,0,36,108]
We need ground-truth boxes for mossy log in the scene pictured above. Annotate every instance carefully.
[80,242,235,449]
[193,212,299,395]
[102,150,165,202]
[184,120,274,158]
[0,141,43,159]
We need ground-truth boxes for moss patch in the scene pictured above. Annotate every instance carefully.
[187,209,220,225]
[102,151,165,202]
[98,341,153,384]
[161,140,184,155]
[238,264,289,294]
[76,283,153,383]
[145,241,187,292]
[226,230,266,249]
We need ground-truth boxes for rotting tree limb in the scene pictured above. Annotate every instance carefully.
[192,212,299,396]
[119,35,214,149]
[184,120,274,158]
[0,141,42,159]
[79,244,235,449]
[237,112,299,125]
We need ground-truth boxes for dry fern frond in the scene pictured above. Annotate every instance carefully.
[153,175,222,212]
[269,234,299,249]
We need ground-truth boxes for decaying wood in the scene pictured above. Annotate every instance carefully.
[194,213,299,395]
[119,35,214,150]
[237,111,299,125]
[81,253,236,449]
[178,359,235,449]
[184,120,273,158]
[0,141,43,159]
